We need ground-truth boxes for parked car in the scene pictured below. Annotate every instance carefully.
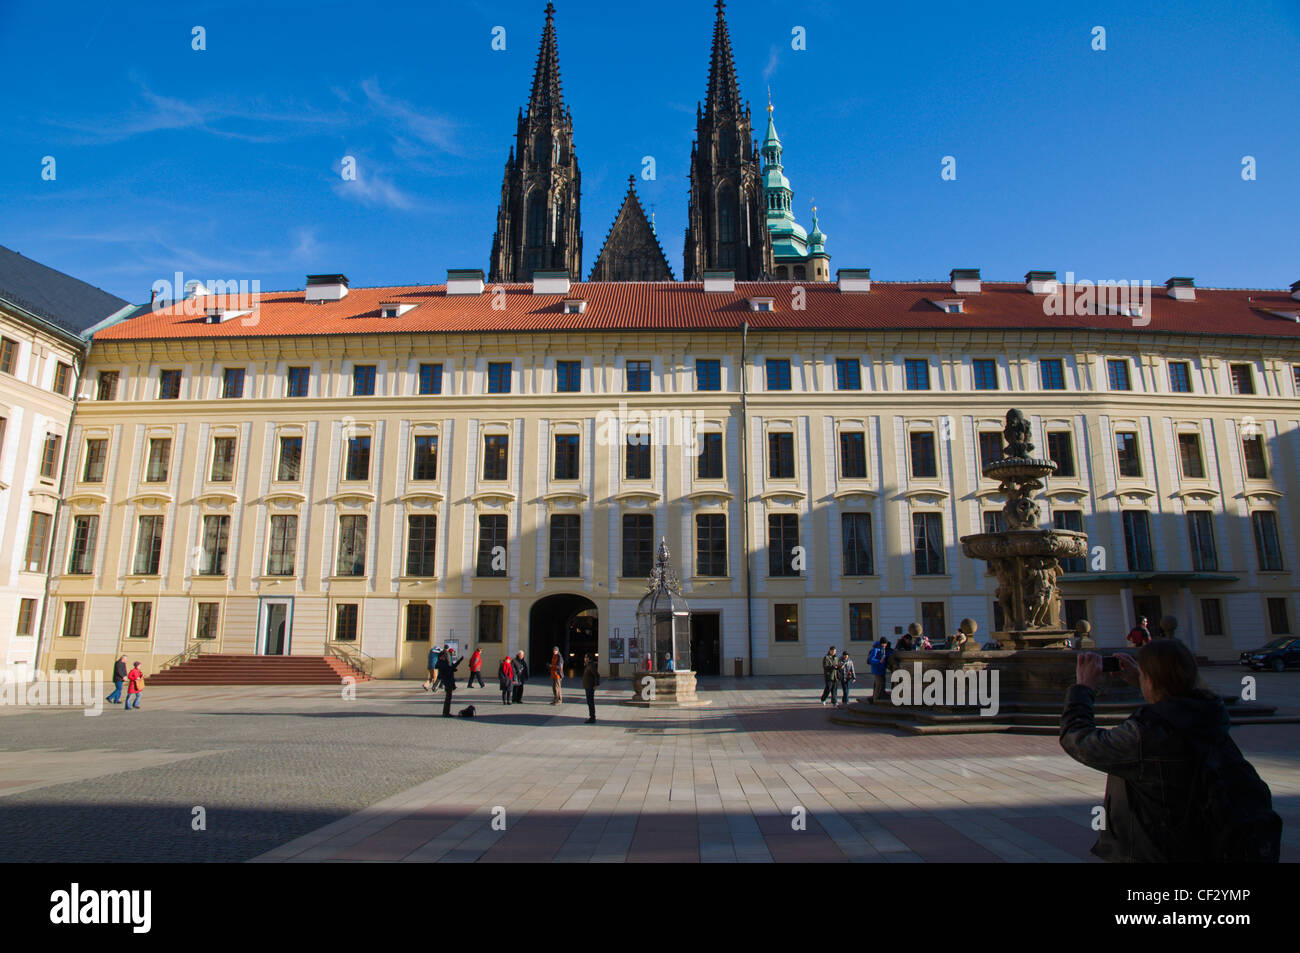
[1239,637,1300,672]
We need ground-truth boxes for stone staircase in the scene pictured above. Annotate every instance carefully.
[147,654,371,686]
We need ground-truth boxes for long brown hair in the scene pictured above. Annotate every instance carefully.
[1136,639,1201,702]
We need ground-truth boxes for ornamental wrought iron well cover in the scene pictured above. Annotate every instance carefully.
[625,538,709,707]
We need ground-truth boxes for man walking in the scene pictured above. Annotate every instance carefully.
[548,646,564,705]
[467,647,485,688]
[106,655,128,705]
[124,661,144,710]
[820,646,840,706]
[435,648,457,718]
[582,653,600,723]
[425,645,439,692]
[512,651,528,704]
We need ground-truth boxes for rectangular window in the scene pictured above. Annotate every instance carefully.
[210,437,236,482]
[972,358,998,391]
[336,515,367,576]
[835,358,861,391]
[904,358,930,391]
[222,367,245,399]
[1047,431,1075,478]
[285,366,311,398]
[840,432,867,479]
[158,369,182,399]
[477,515,508,577]
[1122,510,1154,572]
[82,439,107,482]
[696,514,727,577]
[921,603,947,643]
[1168,361,1192,393]
[128,602,152,639]
[549,514,581,577]
[345,436,370,482]
[697,432,723,480]
[417,363,443,395]
[625,432,651,480]
[1267,598,1291,635]
[848,603,873,642]
[1229,363,1255,395]
[53,362,72,396]
[200,515,231,575]
[1187,511,1218,572]
[352,365,376,396]
[553,434,580,481]
[0,337,17,374]
[145,437,171,483]
[40,434,62,480]
[62,601,85,639]
[978,432,1003,471]
[1242,435,1268,480]
[625,360,652,392]
[622,514,654,577]
[983,511,1007,535]
[277,437,302,481]
[406,603,432,642]
[482,435,509,481]
[412,435,439,481]
[1294,365,1300,394]
[406,515,438,577]
[768,513,800,577]
[133,516,164,575]
[1201,598,1224,637]
[16,598,37,637]
[267,515,298,576]
[555,360,581,393]
[24,512,51,573]
[1039,358,1065,390]
[695,359,721,391]
[334,603,358,641]
[1106,359,1131,391]
[1253,511,1284,571]
[774,603,799,642]
[196,602,220,640]
[765,359,792,391]
[1178,433,1205,479]
[67,516,98,575]
[913,512,945,575]
[768,432,795,479]
[910,431,937,479]
[1115,431,1142,478]
[96,371,119,400]
[1053,510,1086,572]
[477,604,504,643]
[841,513,874,576]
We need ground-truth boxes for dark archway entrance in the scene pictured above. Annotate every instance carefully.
[529,594,598,680]
[690,613,721,676]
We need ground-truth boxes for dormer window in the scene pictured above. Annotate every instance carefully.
[748,297,775,312]
[562,299,586,314]
[931,299,964,314]
[378,302,415,319]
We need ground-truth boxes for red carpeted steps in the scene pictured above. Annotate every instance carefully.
[146,654,371,686]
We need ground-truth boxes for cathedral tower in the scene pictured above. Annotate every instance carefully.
[489,3,582,283]
[590,176,673,281]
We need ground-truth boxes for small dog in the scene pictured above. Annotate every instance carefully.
[457,705,476,718]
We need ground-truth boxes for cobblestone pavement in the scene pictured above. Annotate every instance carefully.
[2,669,1296,863]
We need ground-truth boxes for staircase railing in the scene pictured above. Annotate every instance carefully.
[327,642,374,679]
[161,640,206,672]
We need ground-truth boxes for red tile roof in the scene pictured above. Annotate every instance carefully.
[91,281,1300,341]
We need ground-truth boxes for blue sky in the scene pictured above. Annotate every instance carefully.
[1,0,1297,303]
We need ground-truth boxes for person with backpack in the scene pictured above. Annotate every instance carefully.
[839,652,856,706]
[434,648,458,718]
[467,648,485,688]
[867,639,891,705]
[1060,639,1281,863]
[498,654,516,706]
[820,646,840,706]
[582,652,600,723]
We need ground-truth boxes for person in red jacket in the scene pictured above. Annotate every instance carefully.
[467,648,484,688]
[125,662,144,710]
[498,654,515,706]
[1126,617,1152,648]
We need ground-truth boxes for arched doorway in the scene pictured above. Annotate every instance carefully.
[529,594,598,679]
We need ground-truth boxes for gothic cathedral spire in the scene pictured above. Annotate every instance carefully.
[489,3,582,283]
[683,0,772,281]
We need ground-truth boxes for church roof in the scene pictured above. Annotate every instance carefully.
[92,280,1300,342]
[589,176,674,281]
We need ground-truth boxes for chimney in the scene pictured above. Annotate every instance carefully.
[446,269,485,295]
[1025,270,1058,295]
[532,270,571,295]
[1166,277,1196,302]
[950,268,981,294]
[1290,279,1300,302]
[702,270,735,293]
[837,268,871,293]
[305,274,349,302]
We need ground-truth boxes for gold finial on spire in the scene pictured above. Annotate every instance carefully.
[767,86,773,113]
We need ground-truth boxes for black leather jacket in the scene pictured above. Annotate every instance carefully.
[1059,684,1230,862]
